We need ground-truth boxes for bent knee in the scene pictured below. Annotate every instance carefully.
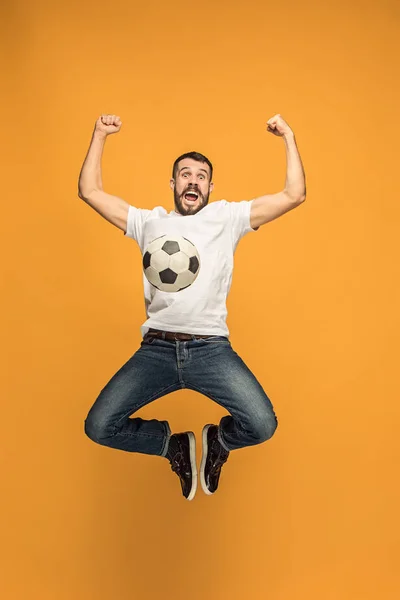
[265,416,278,440]
[84,416,112,444]
[251,415,278,444]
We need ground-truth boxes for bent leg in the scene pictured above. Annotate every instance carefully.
[185,339,278,451]
[84,341,181,456]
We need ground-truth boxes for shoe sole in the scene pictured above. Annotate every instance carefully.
[187,431,197,501]
[200,424,214,495]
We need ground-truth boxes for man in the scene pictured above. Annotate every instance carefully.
[79,113,306,500]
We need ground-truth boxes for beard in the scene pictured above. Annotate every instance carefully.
[174,185,210,216]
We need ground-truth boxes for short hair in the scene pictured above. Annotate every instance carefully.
[172,151,213,181]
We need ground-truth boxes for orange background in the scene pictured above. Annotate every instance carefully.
[2,0,400,598]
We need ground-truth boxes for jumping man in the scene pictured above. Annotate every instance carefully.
[78,113,306,500]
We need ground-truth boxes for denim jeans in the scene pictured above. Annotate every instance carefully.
[84,335,278,456]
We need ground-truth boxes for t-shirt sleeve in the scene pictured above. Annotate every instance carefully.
[124,205,152,244]
[228,199,258,248]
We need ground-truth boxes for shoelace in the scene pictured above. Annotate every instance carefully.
[170,452,191,477]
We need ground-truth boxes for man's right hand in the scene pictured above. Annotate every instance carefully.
[95,114,122,136]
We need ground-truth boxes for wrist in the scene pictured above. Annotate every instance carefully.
[283,130,295,140]
[93,129,107,143]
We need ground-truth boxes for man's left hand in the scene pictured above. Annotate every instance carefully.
[266,114,293,137]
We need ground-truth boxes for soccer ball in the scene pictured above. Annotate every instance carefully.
[142,235,201,292]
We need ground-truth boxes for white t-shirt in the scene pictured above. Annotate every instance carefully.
[124,199,257,337]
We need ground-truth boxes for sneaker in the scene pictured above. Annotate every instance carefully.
[200,424,230,495]
[166,432,197,501]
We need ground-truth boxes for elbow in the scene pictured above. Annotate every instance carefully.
[299,185,307,203]
[78,187,94,201]
[78,192,89,203]
[292,190,306,204]
[284,189,306,204]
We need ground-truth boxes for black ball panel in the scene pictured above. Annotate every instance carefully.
[159,268,178,284]
[142,251,151,269]
[162,240,180,255]
[189,255,199,274]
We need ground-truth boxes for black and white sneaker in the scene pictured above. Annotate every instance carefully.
[200,424,230,495]
[166,432,197,501]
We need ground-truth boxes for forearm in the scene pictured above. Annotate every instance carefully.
[78,130,107,198]
[283,133,306,201]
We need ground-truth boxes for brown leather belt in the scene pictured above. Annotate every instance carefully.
[146,328,214,341]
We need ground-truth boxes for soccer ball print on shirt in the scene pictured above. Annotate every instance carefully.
[142,235,201,292]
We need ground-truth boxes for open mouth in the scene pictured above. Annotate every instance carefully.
[184,190,199,203]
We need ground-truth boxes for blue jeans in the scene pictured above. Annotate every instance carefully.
[84,335,278,456]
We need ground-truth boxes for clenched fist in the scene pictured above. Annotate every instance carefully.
[95,114,122,136]
[266,114,293,137]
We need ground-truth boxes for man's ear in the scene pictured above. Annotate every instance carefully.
[209,182,214,193]
[170,178,175,190]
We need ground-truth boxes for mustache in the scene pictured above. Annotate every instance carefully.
[182,186,202,197]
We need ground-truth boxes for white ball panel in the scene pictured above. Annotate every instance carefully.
[175,270,197,289]
[151,249,170,271]
[178,238,197,257]
[169,252,190,274]
[145,266,162,287]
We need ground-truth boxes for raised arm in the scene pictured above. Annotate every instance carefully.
[250,114,306,230]
[78,115,130,233]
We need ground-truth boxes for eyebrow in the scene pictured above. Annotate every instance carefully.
[179,166,209,175]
